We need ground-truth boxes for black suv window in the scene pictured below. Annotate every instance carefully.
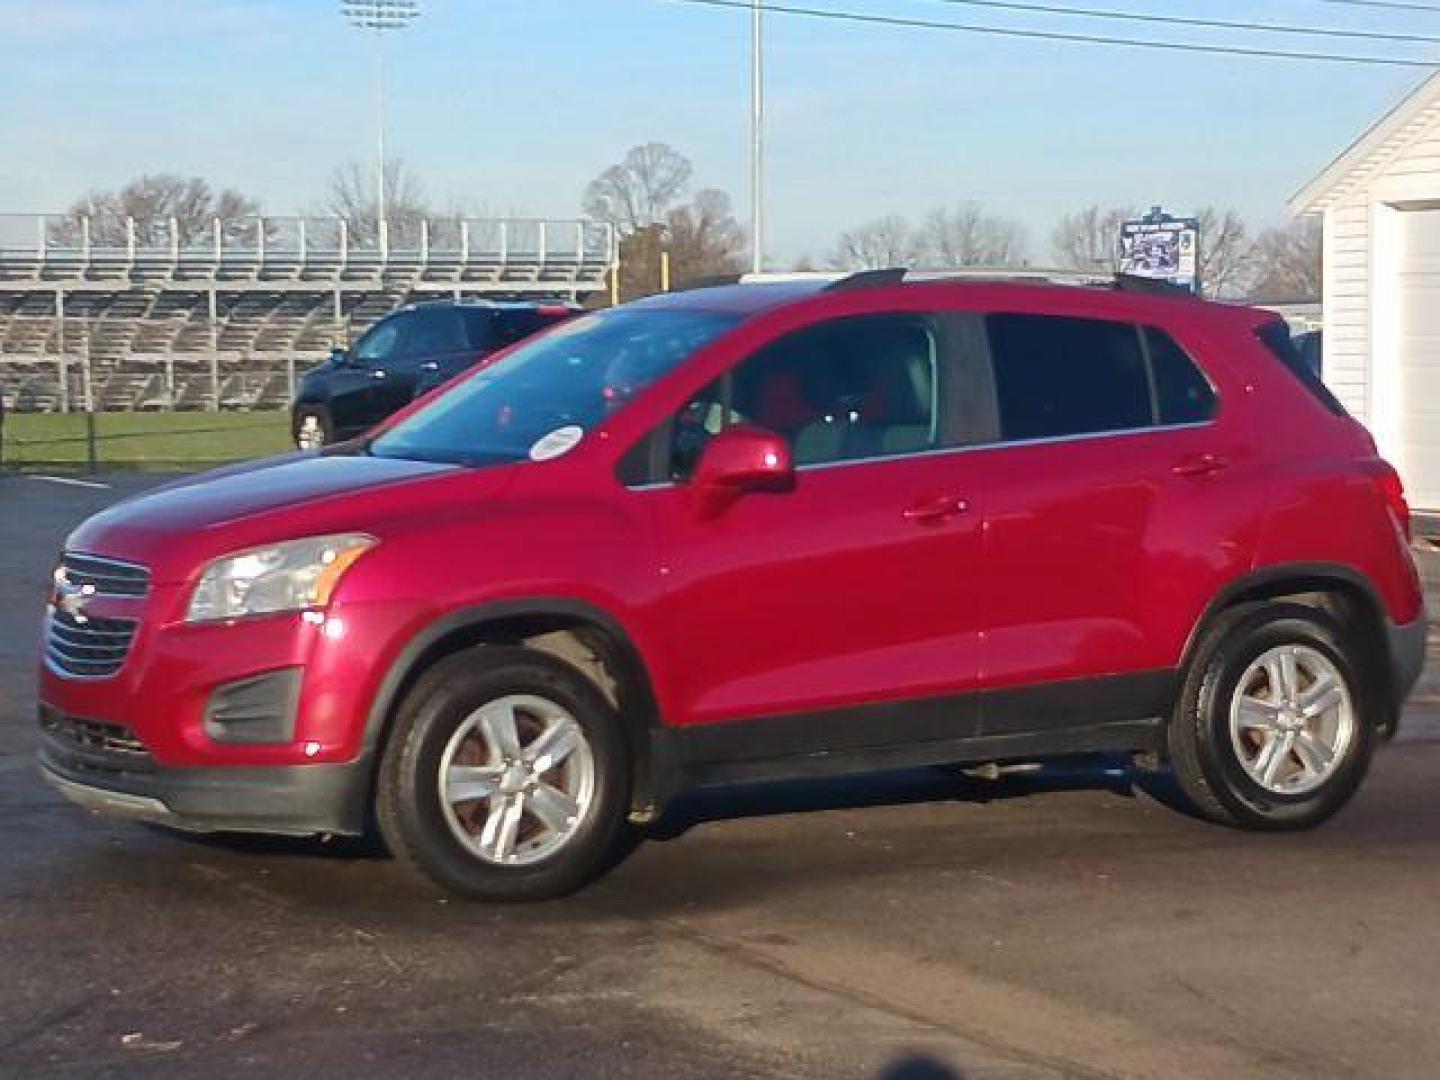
[353,314,407,364]
[494,310,552,348]
[663,315,941,479]
[986,315,1216,441]
[404,308,468,357]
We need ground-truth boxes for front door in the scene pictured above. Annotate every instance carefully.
[338,313,409,436]
[635,312,987,752]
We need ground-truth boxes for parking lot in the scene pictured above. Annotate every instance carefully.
[2,472,1439,1079]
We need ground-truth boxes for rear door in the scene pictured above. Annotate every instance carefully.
[966,311,1260,734]
[633,311,991,748]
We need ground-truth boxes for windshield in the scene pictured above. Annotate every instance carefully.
[369,308,738,466]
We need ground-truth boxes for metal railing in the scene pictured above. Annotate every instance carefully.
[0,213,616,288]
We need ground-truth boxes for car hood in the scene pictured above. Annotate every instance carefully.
[66,452,511,584]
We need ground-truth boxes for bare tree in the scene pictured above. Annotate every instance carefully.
[917,203,1027,268]
[1194,207,1250,298]
[325,158,430,246]
[62,174,259,247]
[583,143,693,236]
[1248,218,1322,300]
[1051,205,1134,274]
[830,215,919,271]
[666,189,746,286]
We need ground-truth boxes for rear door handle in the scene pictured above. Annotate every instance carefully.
[1171,453,1229,479]
[903,495,971,524]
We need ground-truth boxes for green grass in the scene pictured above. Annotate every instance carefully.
[0,411,292,471]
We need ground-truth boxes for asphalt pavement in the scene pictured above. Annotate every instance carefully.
[2,471,1439,1079]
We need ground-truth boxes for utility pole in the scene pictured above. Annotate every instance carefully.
[751,0,765,275]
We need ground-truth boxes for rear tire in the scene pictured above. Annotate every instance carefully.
[1167,603,1376,830]
[376,646,632,901]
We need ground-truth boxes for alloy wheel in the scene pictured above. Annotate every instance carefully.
[1228,644,1356,796]
[437,694,597,866]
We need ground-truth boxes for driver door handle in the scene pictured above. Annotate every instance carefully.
[903,495,971,525]
[369,369,387,380]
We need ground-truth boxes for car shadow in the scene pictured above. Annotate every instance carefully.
[643,753,1188,843]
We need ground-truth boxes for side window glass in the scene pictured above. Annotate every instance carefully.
[461,309,494,351]
[667,315,941,478]
[354,316,405,364]
[1146,327,1216,425]
[987,314,1151,441]
[494,311,546,348]
[404,309,468,357]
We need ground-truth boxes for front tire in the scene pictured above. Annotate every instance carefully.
[293,407,332,451]
[1167,603,1376,831]
[376,647,632,901]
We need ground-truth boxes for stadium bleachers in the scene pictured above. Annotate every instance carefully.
[0,214,614,413]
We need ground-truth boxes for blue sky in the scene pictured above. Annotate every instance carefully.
[0,0,1430,263]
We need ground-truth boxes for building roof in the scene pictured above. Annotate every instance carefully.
[1290,70,1440,215]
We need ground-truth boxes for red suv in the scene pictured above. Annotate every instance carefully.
[38,275,1427,900]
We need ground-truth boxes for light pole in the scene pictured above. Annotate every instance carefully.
[750,0,765,275]
[340,1,421,243]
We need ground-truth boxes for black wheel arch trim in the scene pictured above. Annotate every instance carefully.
[358,597,669,815]
[1181,561,1417,728]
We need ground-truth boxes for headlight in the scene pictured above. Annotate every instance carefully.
[187,534,376,623]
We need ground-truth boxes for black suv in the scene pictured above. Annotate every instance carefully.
[292,299,577,449]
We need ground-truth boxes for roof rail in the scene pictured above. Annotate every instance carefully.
[823,267,908,292]
[1112,274,1197,299]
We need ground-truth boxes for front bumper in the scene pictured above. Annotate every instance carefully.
[37,728,371,837]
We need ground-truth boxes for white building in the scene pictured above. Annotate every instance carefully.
[1292,72,1440,511]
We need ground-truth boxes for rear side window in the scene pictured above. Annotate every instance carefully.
[987,315,1152,440]
[1146,327,1216,425]
[1255,320,1346,416]
[404,308,468,356]
[495,309,571,349]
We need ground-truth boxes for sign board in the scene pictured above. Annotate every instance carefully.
[1118,207,1200,294]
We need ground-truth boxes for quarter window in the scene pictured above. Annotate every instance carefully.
[1146,327,1216,425]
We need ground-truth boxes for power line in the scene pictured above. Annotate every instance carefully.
[658,0,1439,66]
[916,0,1440,45]
[1307,0,1440,13]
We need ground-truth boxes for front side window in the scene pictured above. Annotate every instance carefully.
[354,315,406,364]
[660,315,942,480]
[370,308,736,467]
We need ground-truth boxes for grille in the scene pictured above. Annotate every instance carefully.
[45,609,138,679]
[39,709,150,759]
[58,553,151,598]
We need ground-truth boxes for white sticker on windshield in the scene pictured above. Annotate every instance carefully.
[530,425,585,462]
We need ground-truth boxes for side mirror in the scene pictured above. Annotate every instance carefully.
[330,346,352,367]
[691,424,794,518]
